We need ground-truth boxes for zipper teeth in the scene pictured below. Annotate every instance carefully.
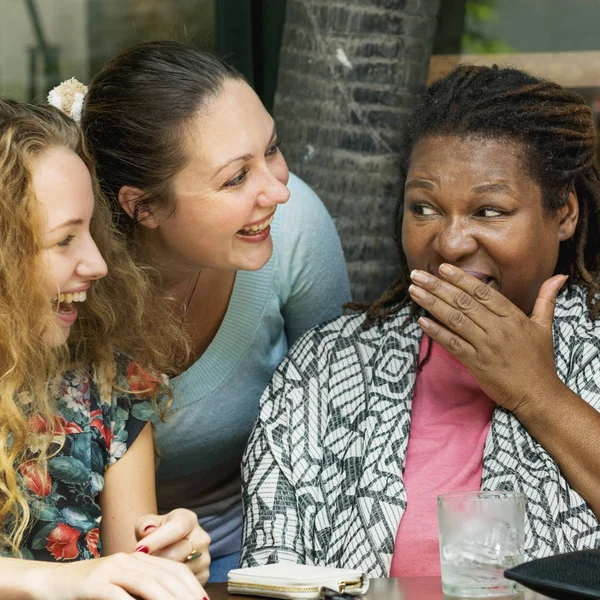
[230,582,320,593]
[228,578,363,594]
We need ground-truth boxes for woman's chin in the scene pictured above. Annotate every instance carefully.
[232,238,274,271]
[42,321,71,346]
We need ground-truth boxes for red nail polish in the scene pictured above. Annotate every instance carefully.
[143,524,157,532]
[135,545,149,553]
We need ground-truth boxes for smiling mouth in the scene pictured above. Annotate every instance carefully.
[237,213,275,236]
[51,291,88,313]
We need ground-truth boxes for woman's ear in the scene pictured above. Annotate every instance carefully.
[558,188,579,242]
[118,186,160,230]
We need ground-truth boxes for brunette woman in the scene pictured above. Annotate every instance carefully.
[81,41,350,580]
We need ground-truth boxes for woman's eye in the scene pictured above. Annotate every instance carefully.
[265,140,282,157]
[57,234,75,247]
[478,208,504,217]
[224,169,248,188]
[410,203,438,216]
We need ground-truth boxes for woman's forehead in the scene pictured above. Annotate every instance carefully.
[407,135,532,182]
[173,89,273,192]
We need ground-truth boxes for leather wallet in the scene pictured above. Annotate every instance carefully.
[227,563,370,599]
[504,549,600,599]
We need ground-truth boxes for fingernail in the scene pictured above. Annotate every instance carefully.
[143,525,157,533]
[410,270,429,284]
[418,316,432,329]
[439,264,454,276]
[135,545,149,554]
[409,284,427,299]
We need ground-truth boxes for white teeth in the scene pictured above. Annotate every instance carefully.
[57,291,87,303]
[239,214,275,235]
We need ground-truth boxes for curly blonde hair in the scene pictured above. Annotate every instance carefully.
[0,98,188,555]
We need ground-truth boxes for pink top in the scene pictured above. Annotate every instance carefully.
[389,336,496,577]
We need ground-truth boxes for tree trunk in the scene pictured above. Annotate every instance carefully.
[274,0,442,302]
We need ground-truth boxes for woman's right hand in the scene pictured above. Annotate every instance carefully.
[32,552,209,600]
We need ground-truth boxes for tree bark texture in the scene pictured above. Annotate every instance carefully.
[274,0,442,302]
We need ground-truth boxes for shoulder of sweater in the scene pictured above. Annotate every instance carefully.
[276,172,330,226]
[271,172,345,300]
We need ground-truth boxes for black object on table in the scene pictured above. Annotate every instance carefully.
[505,549,600,599]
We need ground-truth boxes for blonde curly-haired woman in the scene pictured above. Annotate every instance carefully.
[0,99,209,600]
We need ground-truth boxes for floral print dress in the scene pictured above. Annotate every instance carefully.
[16,356,161,561]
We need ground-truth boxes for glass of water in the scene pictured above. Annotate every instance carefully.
[437,491,526,598]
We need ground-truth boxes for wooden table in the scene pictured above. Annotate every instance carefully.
[205,577,552,600]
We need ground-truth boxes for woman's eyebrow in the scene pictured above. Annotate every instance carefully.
[472,182,516,196]
[213,125,278,178]
[405,179,435,191]
[49,218,83,233]
[214,153,253,177]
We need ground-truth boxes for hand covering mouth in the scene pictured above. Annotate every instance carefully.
[433,268,496,285]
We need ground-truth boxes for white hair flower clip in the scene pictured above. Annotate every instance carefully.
[47,78,88,123]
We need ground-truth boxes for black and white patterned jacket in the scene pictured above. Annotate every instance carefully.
[241,285,600,576]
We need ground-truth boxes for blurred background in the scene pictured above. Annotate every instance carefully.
[2,1,599,111]
[2,0,599,300]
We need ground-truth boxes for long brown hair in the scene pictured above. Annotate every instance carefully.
[82,40,244,239]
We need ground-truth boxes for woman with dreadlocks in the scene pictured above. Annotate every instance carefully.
[241,64,600,576]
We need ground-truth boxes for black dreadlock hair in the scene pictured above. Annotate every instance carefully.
[348,64,600,329]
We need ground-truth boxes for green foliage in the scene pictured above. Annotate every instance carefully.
[462,0,515,54]
[466,0,498,22]
[462,33,515,54]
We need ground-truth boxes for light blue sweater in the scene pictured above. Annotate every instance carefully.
[152,173,351,558]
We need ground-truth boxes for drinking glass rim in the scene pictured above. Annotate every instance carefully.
[437,491,526,502]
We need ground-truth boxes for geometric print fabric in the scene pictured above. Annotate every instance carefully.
[241,285,600,576]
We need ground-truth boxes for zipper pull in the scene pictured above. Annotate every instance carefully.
[320,587,355,599]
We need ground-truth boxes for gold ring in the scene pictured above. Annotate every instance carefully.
[185,538,202,562]
[186,550,202,562]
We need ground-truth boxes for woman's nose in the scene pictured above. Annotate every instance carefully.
[256,169,291,208]
[433,219,479,262]
[78,237,108,281]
